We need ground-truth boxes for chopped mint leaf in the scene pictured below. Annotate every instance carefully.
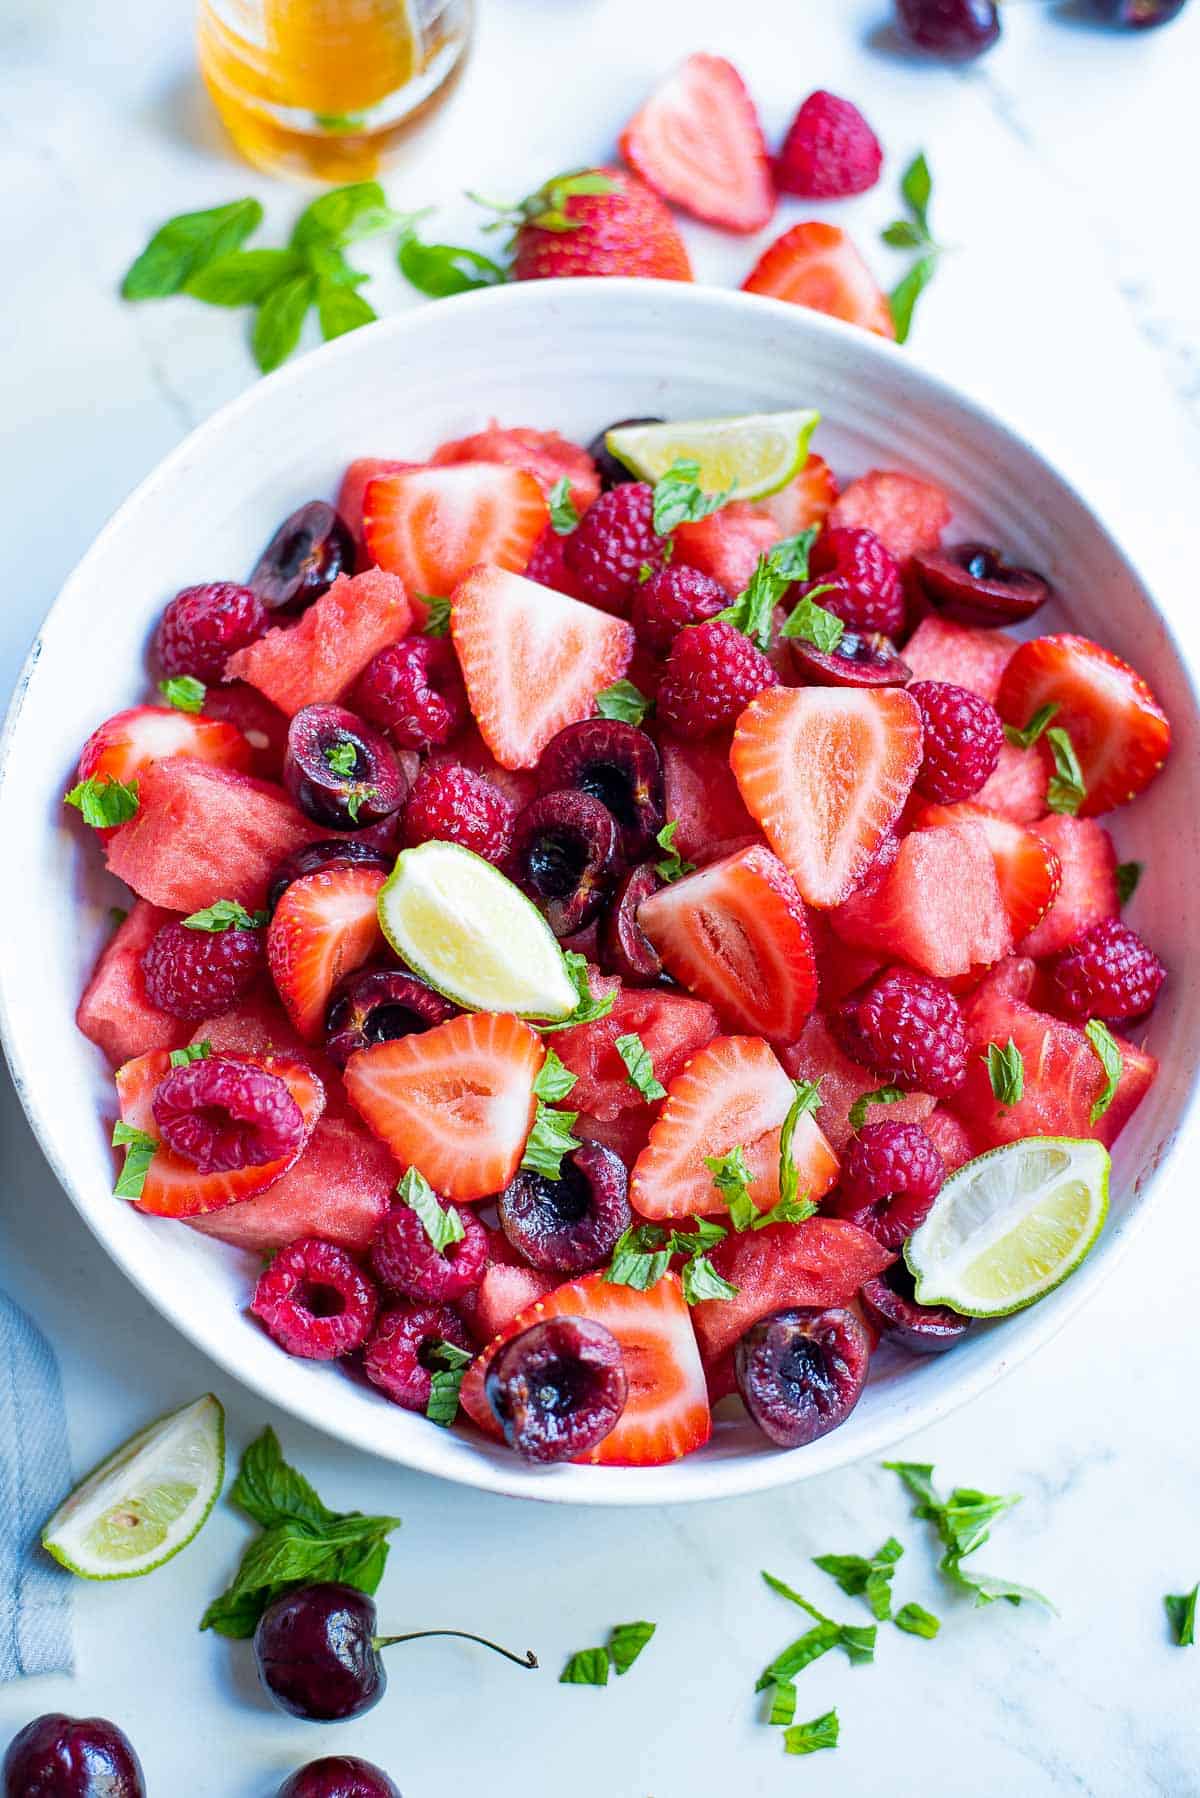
[537,952,616,1032]
[615,1032,666,1102]
[768,1681,797,1727]
[609,1620,655,1675]
[317,280,377,343]
[605,1220,728,1299]
[520,1103,582,1181]
[548,476,579,535]
[169,1040,212,1068]
[345,788,371,824]
[813,1538,904,1621]
[1044,726,1086,815]
[64,777,139,829]
[757,1573,876,1685]
[595,679,650,727]
[605,1224,673,1291]
[653,818,695,883]
[533,1048,578,1105]
[560,1646,609,1686]
[421,596,452,636]
[112,1121,157,1200]
[1165,1583,1198,1647]
[847,1085,907,1133]
[985,1039,1025,1106]
[771,530,819,582]
[182,899,266,932]
[889,255,938,344]
[651,459,731,537]
[894,1601,941,1639]
[1003,701,1058,751]
[424,1339,473,1427]
[398,1166,464,1254]
[324,740,358,777]
[756,1621,841,1687]
[398,229,507,299]
[778,1081,822,1211]
[668,1217,727,1256]
[713,553,784,652]
[1116,860,1143,905]
[681,1254,738,1305]
[882,153,943,343]
[752,1192,817,1229]
[1084,1018,1122,1123]
[121,198,263,300]
[780,589,845,655]
[783,1708,839,1758]
[884,1461,1055,1612]
[637,562,654,584]
[901,151,933,233]
[252,273,317,375]
[704,1144,754,1229]
[158,675,206,713]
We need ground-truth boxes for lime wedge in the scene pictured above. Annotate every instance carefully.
[379,840,576,1020]
[42,1394,224,1580]
[604,409,820,502]
[905,1137,1110,1318]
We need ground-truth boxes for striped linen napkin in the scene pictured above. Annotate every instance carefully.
[0,1291,73,1680]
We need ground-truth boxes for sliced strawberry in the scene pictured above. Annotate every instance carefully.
[689,1217,893,1363]
[830,821,1012,978]
[460,1272,711,1465]
[431,427,601,513]
[829,470,952,561]
[996,633,1171,817]
[344,1011,544,1202]
[755,454,838,535]
[731,686,924,908]
[638,844,817,1042]
[552,979,718,1123]
[1019,815,1118,959]
[619,53,773,234]
[631,1034,839,1222]
[780,1013,935,1153]
[266,866,385,1042]
[910,800,1063,941]
[672,503,781,597]
[336,457,419,550]
[450,566,635,770]
[742,223,895,339]
[77,706,251,807]
[364,464,547,606]
[115,1047,324,1219]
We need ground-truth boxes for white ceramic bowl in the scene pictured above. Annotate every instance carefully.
[3,280,1197,1505]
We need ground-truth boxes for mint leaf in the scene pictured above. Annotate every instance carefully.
[813,1538,903,1620]
[65,776,139,829]
[894,1601,941,1639]
[780,589,845,654]
[1165,1583,1198,1647]
[847,1085,907,1133]
[398,1166,464,1254]
[520,1104,582,1180]
[1003,701,1059,750]
[560,1647,609,1686]
[654,819,694,883]
[595,679,650,727]
[681,1254,738,1305]
[1116,860,1143,905]
[122,198,263,299]
[605,1224,673,1291]
[704,1144,754,1229]
[317,280,377,342]
[231,1427,334,1530]
[883,154,942,344]
[985,1039,1025,1106]
[291,181,398,250]
[422,596,452,637]
[548,477,579,535]
[609,1620,655,1675]
[158,675,206,713]
[768,1681,797,1726]
[182,899,266,932]
[778,1080,822,1211]
[760,1572,876,1670]
[533,1048,578,1105]
[1044,725,1086,815]
[651,459,730,537]
[111,1121,156,1200]
[169,1040,212,1068]
[324,740,358,777]
[889,255,938,344]
[345,788,372,825]
[253,273,316,374]
[901,152,933,234]
[424,1339,473,1427]
[884,1462,1054,1612]
[184,248,306,306]
[398,230,508,298]
[713,553,785,651]
[615,1032,666,1102]
[783,1709,839,1757]
[1085,1018,1123,1123]
[752,1192,817,1230]
[881,219,926,249]
[537,952,616,1032]
[756,1621,841,1687]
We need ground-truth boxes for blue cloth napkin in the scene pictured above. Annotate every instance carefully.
[0,1291,73,1681]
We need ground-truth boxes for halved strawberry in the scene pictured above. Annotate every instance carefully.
[1019,814,1118,959]
[631,1034,839,1222]
[336,457,419,550]
[364,464,547,604]
[344,1011,544,1202]
[910,799,1062,941]
[450,566,635,770]
[755,453,838,535]
[115,1047,324,1218]
[638,844,817,1042]
[742,223,895,339]
[689,1217,893,1363]
[731,686,924,908]
[828,470,952,561]
[460,1272,711,1465]
[431,427,601,513]
[996,633,1171,817]
[619,53,773,234]
[77,706,251,808]
[266,866,385,1042]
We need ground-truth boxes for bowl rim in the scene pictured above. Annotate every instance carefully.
[3,277,1196,1505]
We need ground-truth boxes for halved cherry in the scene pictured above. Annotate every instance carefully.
[911,542,1050,627]
[788,629,912,689]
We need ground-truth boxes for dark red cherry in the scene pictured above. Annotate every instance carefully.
[587,416,665,490]
[497,1141,631,1273]
[538,719,664,860]
[250,501,356,613]
[284,704,408,830]
[735,1305,871,1447]
[858,1263,970,1354]
[600,861,663,985]
[325,967,458,1066]
[277,1760,402,1798]
[485,1317,629,1462]
[3,1714,145,1797]
[911,542,1050,627]
[788,629,912,689]
[509,789,619,936]
[1087,0,1188,24]
[895,0,1001,58]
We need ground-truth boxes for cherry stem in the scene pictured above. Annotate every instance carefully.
[373,1629,538,1670]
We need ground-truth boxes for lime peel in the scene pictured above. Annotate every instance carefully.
[604,409,820,503]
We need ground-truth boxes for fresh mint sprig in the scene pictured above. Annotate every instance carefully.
[881,153,945,344]
[560,1619,655,1686]
[714,529,818,652]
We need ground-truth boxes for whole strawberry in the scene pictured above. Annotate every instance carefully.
[483,169,693,283]
[776,91,883,198]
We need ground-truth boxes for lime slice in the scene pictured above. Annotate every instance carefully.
[379,840,576,1020]
[42,1394,224,1580]
[604,409,820,502]
[905,1137,1110,1318]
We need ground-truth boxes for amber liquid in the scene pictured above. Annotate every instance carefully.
[197,0,472,181]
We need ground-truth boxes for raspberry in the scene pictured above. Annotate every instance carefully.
[1048,918,1166,1023]
[154,582,268,683]
[807,526,904,636]
[152,1054,305,1172]
[141,918,264,1020]
[908,679,1004,802]
[401,760,515,864]
[562,483,666,615]
[364,1304,469,1410]
[352,636,468,751]
[250,1237,379,1360]
[836,967,969,1099]
[369,1202,488,1303]
[830,1121,946,1248]
[525,524,588,599]
[775,90,883,198]
[630,564,730,656]
[655,619,778,738]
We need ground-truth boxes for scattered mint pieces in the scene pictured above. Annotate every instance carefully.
[560,1622,655,1686]
[780,587,845,655]
[680,1254,738,1305]
[1003,701,1058,751]
[609,1620,656,1675]
[324,740,358,777]
[121,198,263,299]
[158,675,206,713]
[768,1681,797,1727]
[884,1461,1054,1612]
[1084,1019,1123,1124]
[595,679,651,727]
[182,899,267,932]
[985,1039,1025,1106]
[1116,860,1143,904]
[345,788,372,825]
[705,1144,755,1230]
[111,1122,157,1201]
[651,458,731,537]
[398,1167,464,1254]
[881,152,944,343]
[169,1041,212,1068]
[847,1086,907,1133]
[606,1224,674,1292]
[778,1081,822,1213]
[894,1602,941,1639]
[714,529,817,653]
[784,1709,839,1758]
[538,952,616,1032]
[1165,1583,1197,1647]
[813,1538,904,1621]
[560,1647,609,1686]
[520,1103,582,1181]
[751,1192,817,1230]
[533,1048,578,1105]
[757,1572,876,1686]
[1044,726,1086,815]
[653,819,694,882]
[64,777,139,829]
[615,1032,666,1102]
[424,1339,473,1427]
[548,477,580,535]
[421,596,452,636]
[398,228,507,298]
[605,1219,734,1304]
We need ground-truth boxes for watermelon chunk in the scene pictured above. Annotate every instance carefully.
[672,503,780,597]
[901,615,1017,704]
[224,568,412,716]
[807,910,883,1006]
[920,1106,977,1173]
[973,740,1048,823]
[574,1107,655,1170]
[188,1113,396,1255]
[459,1262,557,1347]
[104,758,321,913]
[828,470,951,561]
[552,978,719,1122]
[780,1013,935,1151]
[1020,815,1118,958]
[658,733,759,862]
[830,823,1012,978]
[76,901,189,1066]
[689,1217,893,1363]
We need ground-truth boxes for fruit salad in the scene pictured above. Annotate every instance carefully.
[68,410,1170,1469]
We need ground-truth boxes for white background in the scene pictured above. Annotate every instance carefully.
[2,1,1200,1792]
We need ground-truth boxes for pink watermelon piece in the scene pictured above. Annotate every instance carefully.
[689,1217,893,1363]
[574,1106,656,1171]
[672,503,780,597]
[336,458,418,551]
[974,740,1048,823]
[460,1262,557,1347]
[780,1012,935,1151]
[659,733,760,862]
[830,823,1012,978]
[807,908,884,1006]
[901,615,1017,704]
[224,568,412,716]
[553,977,719,1122]
[104,758,321,913]
[76,900,189,1065]
[1020,815,1118,958]
[920,1106,977,1173]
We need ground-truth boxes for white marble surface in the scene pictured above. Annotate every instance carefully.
[3,2,1200,1792]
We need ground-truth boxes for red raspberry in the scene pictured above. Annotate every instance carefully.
[655,619,778,738]
[352,636,468,751]
[630,565,730,656]
[908,679,1004,802]
[836,968,969,1099]
[563,483,666,615]
[369,1202,488,1304]
[401,760,515,864]
[807,526,904,636]
[775,90,883,198]
[364,1304,469,1410]
[152,1054,304,1172]
[141,917,264,1020]
[830,1121,946,1249]
[154,582,268,683]
[525,524,588,599]
[251,1237,379,1360]
[1048,919,1166,1024]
